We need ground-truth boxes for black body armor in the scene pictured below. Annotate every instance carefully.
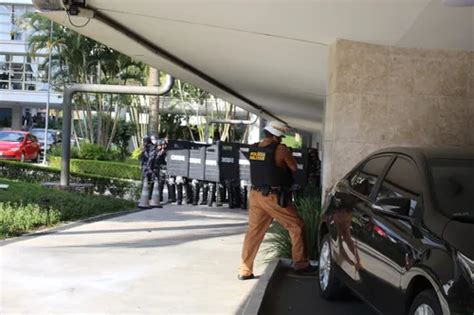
[249,142,292,189]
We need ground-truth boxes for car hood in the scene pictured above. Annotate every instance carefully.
[443,220,474,259]
[0,141,20,150]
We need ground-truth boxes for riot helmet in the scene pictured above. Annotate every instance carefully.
[143,135,151,145]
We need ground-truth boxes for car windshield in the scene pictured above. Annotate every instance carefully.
[430,158,474,223]
[31,131,54,141]
[0,132,24,143]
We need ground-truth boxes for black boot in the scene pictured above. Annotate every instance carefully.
[192,182,199,206]
[222,185,229,203]
[228,183,235,209]
[241,186,248,209]
[185,182,193,204]
[159,180,165,202]
[233,185,242,209]
[168,184,176,203]
[207,183,215,207]
[215,184,223,207]
[200,183,209,205]
[176,184,183,205]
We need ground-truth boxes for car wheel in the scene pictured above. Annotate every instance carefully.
[20,152,25,162]
[32,154,39,163]
[319,234,346,299]
[409,289,442,315]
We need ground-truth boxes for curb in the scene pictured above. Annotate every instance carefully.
[240,258,283,315]
[0,207,148,246]
[239,258,318,315]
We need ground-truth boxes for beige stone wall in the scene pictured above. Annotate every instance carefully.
[323,39,474,192]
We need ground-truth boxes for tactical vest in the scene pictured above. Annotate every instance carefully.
[249,142,291,188]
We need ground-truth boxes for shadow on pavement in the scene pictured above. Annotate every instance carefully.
[259,265,377,315]
[42,222,248,236]
[49,224,248,249]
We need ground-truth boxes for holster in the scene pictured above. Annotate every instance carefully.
[278,189,291,208]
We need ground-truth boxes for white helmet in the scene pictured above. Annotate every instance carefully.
[264,120,289,137]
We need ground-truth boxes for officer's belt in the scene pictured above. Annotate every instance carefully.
[251,186,281,195]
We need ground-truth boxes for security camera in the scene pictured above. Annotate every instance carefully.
[63,0,86,15]
[32,0,86,12]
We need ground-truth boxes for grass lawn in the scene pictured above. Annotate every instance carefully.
[0,178,136,239]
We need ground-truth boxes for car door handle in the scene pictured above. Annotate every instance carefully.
[360,214,371,223]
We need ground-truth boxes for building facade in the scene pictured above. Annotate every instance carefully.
[0,0,62,130]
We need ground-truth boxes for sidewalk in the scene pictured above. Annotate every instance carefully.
[1,204,268,314]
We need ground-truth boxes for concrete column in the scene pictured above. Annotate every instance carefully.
[11,106,22,130]
[323,39,474,194]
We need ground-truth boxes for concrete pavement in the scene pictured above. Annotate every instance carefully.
[0,204,269,314]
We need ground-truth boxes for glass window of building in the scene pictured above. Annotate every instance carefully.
[0,108,12,128]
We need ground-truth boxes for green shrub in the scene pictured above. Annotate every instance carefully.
[0,179,135,238]
[124,156,139,166]
[0,160,141,200]
[131,147,142,160]
[49,144,80,158]
[78,143,122,161]
[0,202,61,237]
[264,187,322,261]
[49,157,141,180]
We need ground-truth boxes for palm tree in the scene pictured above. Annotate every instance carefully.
[26,13,147,148]
[147,67,160,135]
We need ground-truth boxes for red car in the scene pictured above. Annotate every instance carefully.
[0,130,41,162]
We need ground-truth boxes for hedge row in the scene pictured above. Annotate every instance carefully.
[0,160,141,200]
[49,157,141,181]
[0,178,135,238]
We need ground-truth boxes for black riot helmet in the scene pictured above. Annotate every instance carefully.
[143,135,151,146]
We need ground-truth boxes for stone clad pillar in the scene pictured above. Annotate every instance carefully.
[322,39,474,193]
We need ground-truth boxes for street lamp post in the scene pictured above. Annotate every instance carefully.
[42,20,53,164]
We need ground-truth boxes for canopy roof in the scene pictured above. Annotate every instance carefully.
[34,0,474,132]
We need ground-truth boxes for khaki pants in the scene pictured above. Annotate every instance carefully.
[239,190,308,276]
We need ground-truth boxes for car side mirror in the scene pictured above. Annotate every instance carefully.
[373,197,411,218]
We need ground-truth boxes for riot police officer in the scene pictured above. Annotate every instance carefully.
[238,121,317,280]
[139,135,154,181]
[150,138,167,203]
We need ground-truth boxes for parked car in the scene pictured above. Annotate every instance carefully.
[318,147,474,315]
[0,130,41,162]
[30,128,61,157]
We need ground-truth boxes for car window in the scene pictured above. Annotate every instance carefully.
[32,131,55,141]
[377,157,421,216]
[0,132,24,142]
[348,156,392,198]
[430,158,474,222]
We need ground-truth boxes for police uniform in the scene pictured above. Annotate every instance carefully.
[139,138,154,181]
[151,140,167,201]
[238,121,313,279]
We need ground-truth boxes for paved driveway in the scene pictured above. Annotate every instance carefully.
[1,205,267,314]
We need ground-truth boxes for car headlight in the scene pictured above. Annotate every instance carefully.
[457,252,474,284]
[9,147,20,152]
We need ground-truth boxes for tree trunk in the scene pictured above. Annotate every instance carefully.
[107,103,121,150]
[96,62,102,145]
[148,67,160,135]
